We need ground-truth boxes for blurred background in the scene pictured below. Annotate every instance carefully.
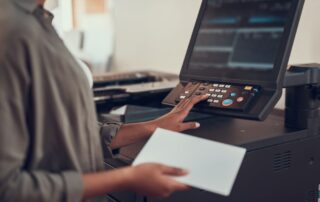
[50,0,320,107]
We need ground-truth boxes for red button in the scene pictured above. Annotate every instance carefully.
[237,97,244,103]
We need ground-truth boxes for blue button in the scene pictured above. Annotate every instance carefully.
[222,99,234,107]
[253,88,259,93]
[230,92,237,97]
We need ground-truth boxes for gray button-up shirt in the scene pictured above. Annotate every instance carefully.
[0,0,120,202]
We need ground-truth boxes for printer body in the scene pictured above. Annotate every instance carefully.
[105,104,320,202]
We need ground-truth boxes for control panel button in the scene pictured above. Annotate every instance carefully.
[230,92,237,97]
[253,88,259,93]
[207,99,213,103]
[222,99,234,107]
[180,95,186,99]
[244,86,253,91]
[221,90,227,93]
[237,97,244,103]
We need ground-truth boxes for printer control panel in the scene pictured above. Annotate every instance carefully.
[175,82,260,111]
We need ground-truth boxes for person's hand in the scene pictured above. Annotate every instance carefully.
[126,163,190,198]
[151,95,208,132]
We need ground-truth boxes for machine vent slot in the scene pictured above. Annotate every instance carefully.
[273,151,292,172]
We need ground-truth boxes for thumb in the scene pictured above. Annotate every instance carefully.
[169,180,191,191]
[179,122,200,132]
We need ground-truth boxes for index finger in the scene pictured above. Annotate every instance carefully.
[182,95,208,114]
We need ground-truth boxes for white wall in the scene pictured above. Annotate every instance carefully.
[50,0,73,36]
[113,0,202,73]
[113,0,320,72]
[289,0,320,64]
[71,0,115,72]
[278,0,320,108]
[113,0,320,108]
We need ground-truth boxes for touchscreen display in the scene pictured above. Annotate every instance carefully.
[188,0,293,71]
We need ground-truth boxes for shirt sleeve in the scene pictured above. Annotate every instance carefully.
[99,122,122,158]
[0,37,83,202]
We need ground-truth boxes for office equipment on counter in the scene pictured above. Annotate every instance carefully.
[93,71,179,107]
[100,0,320,201]
[163,0,303,120]
[105,64,320,202]
[133,128,246,196]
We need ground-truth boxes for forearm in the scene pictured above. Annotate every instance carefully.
[82,167,132,200]
[110,121,157,149]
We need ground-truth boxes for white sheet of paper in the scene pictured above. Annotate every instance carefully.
[133,128,246,196]
[110,105,127,115]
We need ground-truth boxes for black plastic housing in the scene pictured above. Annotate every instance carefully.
[284,64,320,130]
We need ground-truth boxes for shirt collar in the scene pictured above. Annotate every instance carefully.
[13,0,39,13]
[13,0,54,24]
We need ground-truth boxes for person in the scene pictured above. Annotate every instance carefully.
[0,0,208,201]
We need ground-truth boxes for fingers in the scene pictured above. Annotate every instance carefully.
[171,181,191,191]
[179,122,200,131]
[175,98,189,109]
[178,95,208,115]
[161,166,189,176]
[191,94,209,104]
[157,180,190,199]
[179,97,192,109]
[185,95,208,111]
[176,94,207,109]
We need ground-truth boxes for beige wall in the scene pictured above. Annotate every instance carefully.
[113,0,320,108]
